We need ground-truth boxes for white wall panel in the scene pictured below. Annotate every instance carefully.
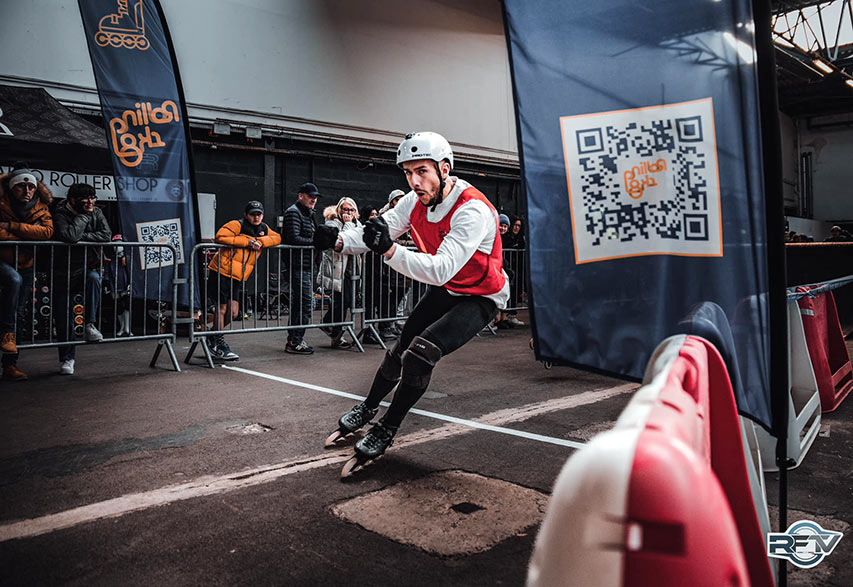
[0,0,517,163]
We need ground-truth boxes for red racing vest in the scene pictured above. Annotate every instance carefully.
[409,186,506,296]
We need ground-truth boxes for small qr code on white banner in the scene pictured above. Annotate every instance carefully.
[136,218,185,270]
[560,97,722,264]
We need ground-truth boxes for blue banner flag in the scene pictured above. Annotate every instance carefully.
[78,0,198,305]
[503,1,775,430]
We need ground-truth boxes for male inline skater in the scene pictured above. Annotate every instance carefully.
[325,131,509,477]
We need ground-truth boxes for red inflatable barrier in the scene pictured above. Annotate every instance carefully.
[527,335,774,586]
[796,287,853,412]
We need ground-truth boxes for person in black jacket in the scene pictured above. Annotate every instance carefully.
[52,183,112,375]
[282,182,323,355]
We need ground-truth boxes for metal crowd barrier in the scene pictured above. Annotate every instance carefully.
[1,240,181,371]
[357,247,528,348]
[184,243,363,367]
[360,248,428,349]
[502,247,529,313]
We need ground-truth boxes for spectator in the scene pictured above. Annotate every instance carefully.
[318,197,361,349]
[360,205,378,221]
[495,214,514,329]
[52,182,112,375]
[322,205,338,222]
[825,225,852,242]
[360,204,387,342]
[0,162,54,381]
[502,215,526,327]
[380,189,413,339]
[283,182,337,355]
[103,234,132,337]
[207,200,281,360]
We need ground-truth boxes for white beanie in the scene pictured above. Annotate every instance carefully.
[9,163,36,188]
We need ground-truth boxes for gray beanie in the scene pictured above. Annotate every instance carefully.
[499,214,510,226]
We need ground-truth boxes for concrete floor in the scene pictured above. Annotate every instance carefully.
[0,318,850,586]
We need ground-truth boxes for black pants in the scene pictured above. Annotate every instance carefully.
[321,278,353,339]
[365,285,498,427]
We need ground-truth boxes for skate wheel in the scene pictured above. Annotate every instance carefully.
[324,429,345,448]
[543,361,553,370]
[341,455,365,479]
[529,338,535,350]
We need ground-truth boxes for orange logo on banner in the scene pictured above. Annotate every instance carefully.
[109,101,180,167]
[623,158,667,199]
[95,0,150,50]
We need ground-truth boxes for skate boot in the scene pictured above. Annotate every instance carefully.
[341,420,398,479]
[324,403,378,448]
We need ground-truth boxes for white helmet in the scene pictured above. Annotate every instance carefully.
[396,132,453,169]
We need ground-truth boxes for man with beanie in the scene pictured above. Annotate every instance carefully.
[206,200,281,360]
[0,162,54,381]
[52,183,112,375]
[282,182,339,355]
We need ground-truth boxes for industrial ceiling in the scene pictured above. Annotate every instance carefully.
[771,0,853,118]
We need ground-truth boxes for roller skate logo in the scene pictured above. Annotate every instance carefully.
[94,0,150,51]
[109,100,180,168]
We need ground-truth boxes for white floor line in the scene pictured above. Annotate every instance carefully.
[0,375,636,543]
[223,365,636,449]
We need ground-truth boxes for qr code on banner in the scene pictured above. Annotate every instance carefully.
[136,218,185,270]
[559,98,722,264]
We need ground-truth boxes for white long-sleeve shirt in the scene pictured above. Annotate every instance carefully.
[340,177,510,308]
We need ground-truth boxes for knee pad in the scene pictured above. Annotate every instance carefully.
[378,340,404,382]
[400,336,443,388]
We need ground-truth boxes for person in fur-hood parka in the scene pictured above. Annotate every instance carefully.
[0,162,53,380]
[0,164,54,269]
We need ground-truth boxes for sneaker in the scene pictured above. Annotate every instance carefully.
[331,336,352,349]
[84,323,104,342]
[379,328,398,341]
[2,364,27,381]
[59,359,75,376]
[361,331,381,345]
[1,332,17,353]
[505,316,525,327]
[285,341,314,355]
[211,340,239,361]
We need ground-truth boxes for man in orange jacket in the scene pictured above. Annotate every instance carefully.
[206,200,281,360]
[0,162,54,381]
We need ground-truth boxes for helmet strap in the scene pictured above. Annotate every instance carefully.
[431,161,445,212]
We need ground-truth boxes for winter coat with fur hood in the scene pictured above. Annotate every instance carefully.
[0,173,54,269]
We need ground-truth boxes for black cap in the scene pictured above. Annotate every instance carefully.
[245,200,264,214]
[298,182,321,197]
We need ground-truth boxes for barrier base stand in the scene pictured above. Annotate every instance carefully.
[150,338,181,372]
[346,325,365,353]
[359,325,389,350]
[184,338,215,369]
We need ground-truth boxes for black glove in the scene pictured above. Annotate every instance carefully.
[362,217,393,255]
[313,224,339,250]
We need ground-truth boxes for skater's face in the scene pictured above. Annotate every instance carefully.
[402,159,450,207]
